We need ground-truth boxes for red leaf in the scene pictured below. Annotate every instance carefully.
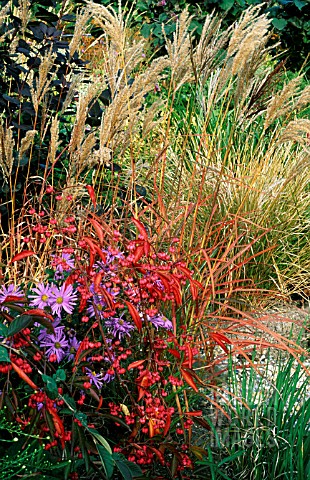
[93,273,103,293]
[2,295,26,304]
[171,283,182,305]
[181,368,198,392]
[124,300,142,331]
[81,236,97,253]
[100,287,115,310]
[137,374,150,401]
[10,250,35,263]
[156,272,171,294]
[133,244,145,263]
[88,217,104,244]
[127,359,146,370]
[149,418,155,438]
[46,405,65,449]
[131,217,148,240]
[11,362,38,390]
[26,309,54,322]
[209,332,231,354]
[96,396,103,411]
[86,185,96,209]
[163,412,171,436]
[144,240,150,257]
[168,349,181,360]
[183,344,193,369]
[94,245,107,263]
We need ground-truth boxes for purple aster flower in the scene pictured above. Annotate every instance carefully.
[85,368,105,389]
[0,284,24,304]
[52,253,75,280]
[147,313,173,330]
[49,284,78,316]
[67,336,80,362]
[86,285,107,319]
[37,318,61,341]
[102,371,115,383]
[94,248,124,272]
[105,314,134,339]
[28,283,52,310]
[40,326,69,362]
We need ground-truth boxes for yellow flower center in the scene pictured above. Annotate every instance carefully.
[41,294,48,301]
[55,342,61,349]
[56,296,63,304]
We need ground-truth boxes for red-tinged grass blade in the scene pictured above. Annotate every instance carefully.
[10,250,35,263]
[124,300,142,331]
[184,410,203,417]
[86,185,96,210]
[127,359,146,370]
[11,362,38,390]
[181,368,199,392]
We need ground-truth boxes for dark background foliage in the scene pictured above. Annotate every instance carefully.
[97,0,309,72]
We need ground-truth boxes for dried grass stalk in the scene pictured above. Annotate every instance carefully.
[278,119,310,147]
[18,129,36,160]
[69,7,92,58]
[264,76,302,129]
[0,124,14,182]
[164,7,193,90]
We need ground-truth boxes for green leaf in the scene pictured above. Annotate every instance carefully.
[75,411,89,428]
[63,394,76,411]
[42,374,59,399]
[294,0,306,10]
[32,316,55,333]
[219,0,234,9]
[97,444,115,479]
[113,453,143,478]
[0,323,9,337]
[88,428,112,454]
[114,459,133,480]
[140,23,152,38]
[272,18,288,30]
[7,315,32,337]
[53,368,66,382]
[0,345,10,363]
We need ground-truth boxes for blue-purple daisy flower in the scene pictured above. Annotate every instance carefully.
[85,368,105,390]
[49,284,78,316]
[40,326,69,363]
[147,313,173,330]
[105,314,134,339]
[0,284,24,305]
[28,282,52,310]
[52,253,75,280]
[67,336,80,362]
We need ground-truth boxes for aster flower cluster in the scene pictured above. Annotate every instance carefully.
[0,211,200,479]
